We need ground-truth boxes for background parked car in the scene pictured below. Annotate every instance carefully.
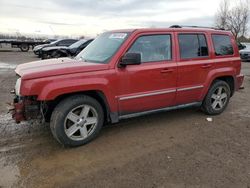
[239,43,250,62]
[41,39,94,59]
[33,39,78,57]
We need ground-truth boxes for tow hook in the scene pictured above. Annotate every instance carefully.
[6,102,15,113]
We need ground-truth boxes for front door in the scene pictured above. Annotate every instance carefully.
[116,34,177,116]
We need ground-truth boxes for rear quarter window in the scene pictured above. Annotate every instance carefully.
[212,34,234,56]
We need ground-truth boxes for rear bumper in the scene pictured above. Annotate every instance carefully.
[235,74,244,91]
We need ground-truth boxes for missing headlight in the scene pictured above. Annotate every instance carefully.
[15,78,21,96]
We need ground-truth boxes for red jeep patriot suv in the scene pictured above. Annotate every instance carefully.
[12,26,244,147]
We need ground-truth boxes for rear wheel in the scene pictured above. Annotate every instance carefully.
[50,95,104,147]
[202,80,231,115]
[20,44,29,52]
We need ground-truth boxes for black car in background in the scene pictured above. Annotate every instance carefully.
[41,39,93,59]
[33,39,78,57]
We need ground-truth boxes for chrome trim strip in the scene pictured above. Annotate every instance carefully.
[119,102,202,120]
[119,89,176,101]
[177,85,204,92]
[118,85,204,101]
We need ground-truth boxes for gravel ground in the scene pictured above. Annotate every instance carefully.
[0,49,250,188]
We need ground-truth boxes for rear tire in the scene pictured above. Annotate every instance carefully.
[51,50,62,58]
[20,44,29,52]
[50,95,104,147]
[202,80,231,115]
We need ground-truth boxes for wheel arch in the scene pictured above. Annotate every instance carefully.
[213,76,235,96]
[200,74,236,101]
[44,90,117,124]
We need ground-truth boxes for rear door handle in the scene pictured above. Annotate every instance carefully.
[201,64,212,69]
[161,68,174,73]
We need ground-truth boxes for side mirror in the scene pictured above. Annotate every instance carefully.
[119,53,141,67]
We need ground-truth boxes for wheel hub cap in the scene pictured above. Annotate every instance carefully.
[64,104,98,141]
[211,86,228,110]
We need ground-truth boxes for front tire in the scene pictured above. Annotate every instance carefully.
[51,50,62,58]
[50,95,104,147]
[41,53,50,60]
[202,80,231,115]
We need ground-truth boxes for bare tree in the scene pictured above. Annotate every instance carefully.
[215,0,230,29]
[215,0,249,39]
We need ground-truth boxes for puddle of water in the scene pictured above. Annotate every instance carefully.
[0,157,20,187]
[0,62,17,69]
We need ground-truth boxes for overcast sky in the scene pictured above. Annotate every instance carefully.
[0,0,239,37]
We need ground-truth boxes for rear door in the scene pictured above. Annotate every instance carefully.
[116,33,177,116]
[175,32,213,105]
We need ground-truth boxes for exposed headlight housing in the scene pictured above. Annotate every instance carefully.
[15,78,21,96]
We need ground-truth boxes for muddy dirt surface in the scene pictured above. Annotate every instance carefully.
[0,49,250,188]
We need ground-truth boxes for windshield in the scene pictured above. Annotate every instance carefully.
[75,32,129,64]
[69,39,87,48]
[50,39,61,44]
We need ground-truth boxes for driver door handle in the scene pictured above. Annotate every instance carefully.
[161,68,174,74]
[201,64,212,69]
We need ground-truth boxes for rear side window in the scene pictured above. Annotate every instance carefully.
[178,34,209,59]
[212,34,234,56]
[128,35,172,63]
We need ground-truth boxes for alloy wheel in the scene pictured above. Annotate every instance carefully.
[64,104,98,141]
[210,86,228,110]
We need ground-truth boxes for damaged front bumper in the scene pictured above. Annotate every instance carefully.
[9,94,41,123]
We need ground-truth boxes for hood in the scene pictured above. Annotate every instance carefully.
[43,46,68,52]
[239,49,250,53]
[15,58,109,80]
[34,44,50,51]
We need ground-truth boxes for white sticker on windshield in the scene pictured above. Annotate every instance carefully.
[109,33,127,39]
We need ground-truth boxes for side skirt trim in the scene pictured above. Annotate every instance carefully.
[118,102,202,120]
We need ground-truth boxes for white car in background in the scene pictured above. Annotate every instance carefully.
[240,43,250,62]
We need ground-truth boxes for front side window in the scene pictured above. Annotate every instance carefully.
[127,35,172,63]
[76,32,129,64]
[212,34,234,56]
[178,34,209,59]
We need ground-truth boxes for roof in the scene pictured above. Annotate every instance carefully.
[110,27,232,35]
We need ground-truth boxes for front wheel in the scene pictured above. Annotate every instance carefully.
[202,80,231,115]
[50,95,104,147]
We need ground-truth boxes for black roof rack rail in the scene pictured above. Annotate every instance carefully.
[169,25,225,30]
